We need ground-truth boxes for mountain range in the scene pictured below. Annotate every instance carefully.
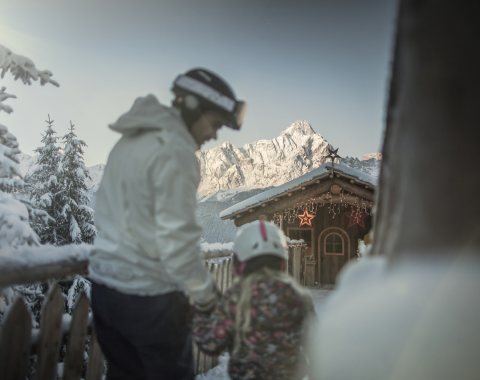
[19,120,380,242]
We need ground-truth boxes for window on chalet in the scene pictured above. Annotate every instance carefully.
[325,232,344,255]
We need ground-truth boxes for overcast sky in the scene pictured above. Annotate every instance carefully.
[0,0,397,166]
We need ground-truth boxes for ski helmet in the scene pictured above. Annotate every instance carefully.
[233,220,288,262]
[172,68,246,130]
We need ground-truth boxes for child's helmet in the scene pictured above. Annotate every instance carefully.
[233,220,288,262]
[171,68,246,130]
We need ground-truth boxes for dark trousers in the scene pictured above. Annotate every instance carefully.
[91,282,194,380]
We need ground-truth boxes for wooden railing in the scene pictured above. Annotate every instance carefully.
[1,285,104,380]
[0,247,233,378]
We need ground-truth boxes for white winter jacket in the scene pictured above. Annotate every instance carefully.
[89,94,214,304]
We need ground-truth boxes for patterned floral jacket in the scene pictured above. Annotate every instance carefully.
[193,274,315,380]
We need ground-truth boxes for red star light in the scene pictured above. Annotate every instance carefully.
[347,210,366,228]
[298,209,315,226]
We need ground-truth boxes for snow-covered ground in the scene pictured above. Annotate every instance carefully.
[196,288,333,380]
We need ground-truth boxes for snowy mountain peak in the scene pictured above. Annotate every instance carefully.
[281,120,316,137]
[197,120,332,196]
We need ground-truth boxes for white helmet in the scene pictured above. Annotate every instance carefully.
[233,220,288,262]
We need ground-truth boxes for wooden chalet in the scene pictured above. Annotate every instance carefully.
[220,162,376,286]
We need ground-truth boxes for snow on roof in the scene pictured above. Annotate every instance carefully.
[220,162,377,219]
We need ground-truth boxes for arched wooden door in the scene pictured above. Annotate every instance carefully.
[318,227,350,285]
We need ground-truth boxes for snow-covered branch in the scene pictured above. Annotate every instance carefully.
[0,193,40,250]
[0,43,59,87]
[0,86,16,114]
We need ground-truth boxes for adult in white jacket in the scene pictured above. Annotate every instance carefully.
[89,68,246,380]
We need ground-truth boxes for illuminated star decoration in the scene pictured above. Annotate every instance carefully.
[347,209,366,228]
[298,209,315,226]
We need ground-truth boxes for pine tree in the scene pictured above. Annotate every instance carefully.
[1,43,62,344]
[0,91,49,328]
[58,121,96,244]
[0,88,22,192]
[55,122,95,320]
[1,43,59,244]
[26,115,64,244]
[0,88,40,249]
[0,90,50,237]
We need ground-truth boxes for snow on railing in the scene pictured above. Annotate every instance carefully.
[0,244,90,288]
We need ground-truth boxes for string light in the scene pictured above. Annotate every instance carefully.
[272,189,373,226]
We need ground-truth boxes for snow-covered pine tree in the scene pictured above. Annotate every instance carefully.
[0,88,40,251]
[0,43,59,249]
[0,42,58,326]
[58,121,96,245]
[58,121,95,314]
[0,88,23,193]
[25,115,64,245]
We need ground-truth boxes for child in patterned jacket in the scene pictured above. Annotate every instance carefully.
[193,220,315,380]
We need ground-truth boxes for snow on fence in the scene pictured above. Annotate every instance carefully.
[0,245,234,378]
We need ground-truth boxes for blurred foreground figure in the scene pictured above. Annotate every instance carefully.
[89,68,245,379]
[309,1,480,379]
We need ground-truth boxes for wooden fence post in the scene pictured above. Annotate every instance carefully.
[35,284,64,380]
[0,298,32,380]
[63,292,89,380]
[226,257,232,288]
[85,329,104,380]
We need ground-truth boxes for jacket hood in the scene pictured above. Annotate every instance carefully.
[109,94,185,136]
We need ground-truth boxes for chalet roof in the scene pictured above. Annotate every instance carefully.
[220,162,377,220]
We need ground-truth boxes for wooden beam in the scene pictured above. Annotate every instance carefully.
[0,258,88,289]
[312,194,373,207]
[333,178,375,201]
